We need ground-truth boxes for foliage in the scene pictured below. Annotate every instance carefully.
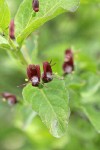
[0,0,100,150]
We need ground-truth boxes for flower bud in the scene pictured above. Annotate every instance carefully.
[32,0,39,12]
[63,49,74,74]
[42,62,53,83]
[27,64,41,86]
[9,20,15,39]
[1,92,17,105]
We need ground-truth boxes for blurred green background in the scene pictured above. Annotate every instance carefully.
[0,0,100,150]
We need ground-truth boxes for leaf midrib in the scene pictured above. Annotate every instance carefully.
[40,88,66,131]
[17,0,63,38]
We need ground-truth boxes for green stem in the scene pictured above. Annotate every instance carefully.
[15,50,28,66]
[8,38,28,66]
[8,38,17,50]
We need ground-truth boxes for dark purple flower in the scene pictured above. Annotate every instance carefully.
[27,64,41,86]
[42,62,53,83]
[9,20,15,39]
[1,92,17,105]
[32,0,39,12]
[63,49,74,74]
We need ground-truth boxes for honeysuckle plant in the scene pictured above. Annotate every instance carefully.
[0,0,100,141]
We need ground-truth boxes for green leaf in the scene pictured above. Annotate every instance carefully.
[65,74,85,91]
[76,52,97,73]
[80,74,100,104]
[0,35,10,50]
[81,104,100,133]
[15,0,80,46]
[69,113,97,140]
[22,79,70,138]
[81,0,100,5]
[0,0,10,34]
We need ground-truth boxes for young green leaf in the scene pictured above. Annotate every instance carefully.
[15,0,80,46]
[22,79,70,138]
[0,0,10,35]
[81,104,100,133]
[0,35,10,50]
[80,74,100,104]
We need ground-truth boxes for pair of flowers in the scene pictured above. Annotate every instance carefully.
[27,61,53,87]
[27,49,74,87]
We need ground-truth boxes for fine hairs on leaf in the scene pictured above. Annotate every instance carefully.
[23,79,70,138]
[15,0,80,46]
